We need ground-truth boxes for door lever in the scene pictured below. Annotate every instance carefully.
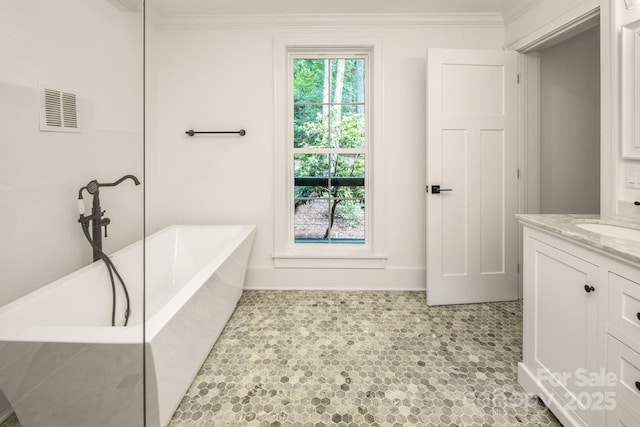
[431,185,452,194]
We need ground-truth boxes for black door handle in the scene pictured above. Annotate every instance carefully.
[584,285,595,293]
[431,185,452,194]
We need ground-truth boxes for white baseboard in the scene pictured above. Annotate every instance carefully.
[244,266,426,291]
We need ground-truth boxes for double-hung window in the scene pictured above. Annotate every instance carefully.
[293,56,366,244]
[274,39,385,268]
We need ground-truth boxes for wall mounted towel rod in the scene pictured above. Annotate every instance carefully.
[185,129,246,136]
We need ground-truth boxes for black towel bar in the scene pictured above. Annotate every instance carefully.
[185,129,246,136]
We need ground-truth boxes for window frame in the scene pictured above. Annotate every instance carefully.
[273,35,386,268]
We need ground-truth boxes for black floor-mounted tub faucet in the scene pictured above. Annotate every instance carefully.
[77,174,140,327]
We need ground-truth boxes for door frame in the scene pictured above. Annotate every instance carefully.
[515,7,602,299]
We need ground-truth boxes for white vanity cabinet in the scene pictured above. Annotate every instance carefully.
[519,223,640,427]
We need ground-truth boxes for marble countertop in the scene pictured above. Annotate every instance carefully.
[517,214,640,266]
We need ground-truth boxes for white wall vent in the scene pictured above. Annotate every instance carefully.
[40,87,80,133]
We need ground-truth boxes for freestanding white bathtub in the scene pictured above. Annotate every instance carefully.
[0,224,256,427]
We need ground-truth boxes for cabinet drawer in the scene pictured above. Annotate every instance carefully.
[607,336,640,415]
[609,273,640,349]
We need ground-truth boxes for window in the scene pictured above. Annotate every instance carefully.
[293,57,366,244]
[274,37,385,268]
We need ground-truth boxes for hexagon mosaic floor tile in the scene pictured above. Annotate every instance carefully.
[0,291,562,426]
[168,291,561,426]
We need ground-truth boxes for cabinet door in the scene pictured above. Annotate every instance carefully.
[527,237,600,426]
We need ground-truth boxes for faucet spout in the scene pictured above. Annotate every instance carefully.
[94,174,141,189]
[109,174,141,187]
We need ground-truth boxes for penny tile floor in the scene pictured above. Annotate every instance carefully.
[1,291,562,426]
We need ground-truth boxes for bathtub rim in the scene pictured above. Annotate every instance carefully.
[0,224,256,345]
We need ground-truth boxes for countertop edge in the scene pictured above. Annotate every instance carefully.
[517,214,640,267]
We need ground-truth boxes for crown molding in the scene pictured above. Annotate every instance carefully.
[148,12,504,30]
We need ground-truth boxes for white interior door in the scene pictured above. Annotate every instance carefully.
[426,48,519,306]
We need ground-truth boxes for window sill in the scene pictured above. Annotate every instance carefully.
[272,253,387,269]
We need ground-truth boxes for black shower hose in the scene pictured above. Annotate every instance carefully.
[80,221,131,326]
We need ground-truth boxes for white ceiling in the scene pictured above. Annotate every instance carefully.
[149,0,536,19]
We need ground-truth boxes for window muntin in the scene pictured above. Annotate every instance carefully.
[291,57,367,244]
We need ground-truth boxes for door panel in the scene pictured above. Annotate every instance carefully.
[480,129,505,274]
[442,64,505,114]
[441,129,467,276]
[427,48,518,305]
